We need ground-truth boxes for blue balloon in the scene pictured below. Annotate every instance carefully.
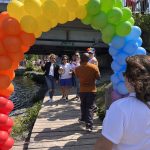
[111,73,120,84]
[113,84,118,90]
[133,47,147,55]
[116,52,128,65]
[118,72,125,81]
[126,26,141,41]
[111,61,122,72]
[109,46,119,56]
[135,37,143,47]
[111,36,125,49]
[123,41,138,54]
[117,82,128,95]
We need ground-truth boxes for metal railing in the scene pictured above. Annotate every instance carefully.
[0,0,150,14]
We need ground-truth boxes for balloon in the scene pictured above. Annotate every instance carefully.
[116,52,128,65]
[109,46,119,56]
[2,17,21,35]
[68,12,76,21]
[81,15,92,25]
[7,0,25,21]
[128,17,135,25]
[111,36,125,49]
[126,26,142,41]
[1,137,14,149]
[20,15,38,33]
[0,131,8,145]
[0,83,14,97]
[135,37,143,47]
[21,45,30,53]
[42,0,59,20]
[77,0,89,5]
[66,0,79,12]
[0,75,11,90]
[76,5,87,19]
[0,114,8,124]
[21,32,35,47]
[3,36,21,53]
[91,12,107,29]
[0,97,8,107]
[100,0,115,13]
[108,7,123,25]
[0,41,6,56]
[121,7,132,21]
[8,52,24,62]
[111,60,122,72]
[86,0,100,15]
[58,7,69,24]
[111,90,123,102]
[111,73,120,84]
[118,72,125,81]
[117,82,128,95]
[55,0,67,6]
[123,41,138,54]
[0,56,12,70]
[0,69,15,81]
[133,47,147,55]
[116,21,132,36]
[114,0,123,8]
[24,0,42,17]
[11,61,19,70]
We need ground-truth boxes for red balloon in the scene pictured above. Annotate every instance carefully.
[0,100,14,115]
[0,97,8,107]
[0,55,12,70]
[21,45,30,53]
[8,51,24,62]
[11,61,19,70]
[8,128,12,135]
[0,131,9,145]
[0,113,8,124]
[3,36,21,53]
[1,137,14,149]
[0,117,14,131]
[0,69,15,80]
[2,17,21,35]
[21,31,35,46]
[0,75,11,90]
[0,41,6,56]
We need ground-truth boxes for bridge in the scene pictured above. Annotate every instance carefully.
[0,0,150,55]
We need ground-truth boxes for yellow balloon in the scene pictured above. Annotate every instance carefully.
[24,0,42,17]
[42,0,60,20]
[40,0,46,3]
[7,0,25,21]
[58,7,69,24]
[76,5,87,19]
[55,0,67,7]
[77,0,89,5]
[50,19,58,28]
[20,15,38,33]
[68,12,76,21]
[34,30,42,38]
[66,0,79,12]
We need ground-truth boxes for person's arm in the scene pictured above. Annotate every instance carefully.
[41,62,46,71]
[95,66,101,80]
[94,134,113,150]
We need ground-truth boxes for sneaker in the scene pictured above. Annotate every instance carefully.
[86,127,93,132]
[78,118,85,124]
[48,98,53,103]
[65,96,69,102]
[86,124,93,132]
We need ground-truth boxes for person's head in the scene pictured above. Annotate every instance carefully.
[87,47,95,58]
[61,55,69,64]
[49,54,56,63]
[75,51,80,61]
[124,55,150,103]
[80,53,89,63]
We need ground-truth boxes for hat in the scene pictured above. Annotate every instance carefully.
[87,47,95,54]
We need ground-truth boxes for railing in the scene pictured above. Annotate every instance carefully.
[0,0,150,14]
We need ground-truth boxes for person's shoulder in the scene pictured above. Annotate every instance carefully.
[87,63,98,69]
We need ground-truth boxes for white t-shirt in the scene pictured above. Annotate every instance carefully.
[71,61,80,71]
[49,63,54,76]
[89,57,98,66]
[102,93,150,150]
[60,63,72,79]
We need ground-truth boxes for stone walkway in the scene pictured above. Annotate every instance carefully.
[12,88,102,150]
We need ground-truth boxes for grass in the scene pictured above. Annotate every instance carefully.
[12,101,42,140]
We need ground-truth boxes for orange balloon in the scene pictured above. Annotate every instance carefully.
[0,41,6,56]
[3,36,21,53]
[21,45,30,53]
[0,83,14,98]
[0,69,15,80]
[2,17,21,35]
[20,32,35,46]
[8,51,24,62]
[0,75,11,90]
[0,12,9,21]
[11,61,19,70]
[0,56,12,70]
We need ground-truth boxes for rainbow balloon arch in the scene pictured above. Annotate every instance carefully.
[0,0,147,149]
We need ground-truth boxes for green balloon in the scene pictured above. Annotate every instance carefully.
[86,0,101,15]
[91,12,107,30]
[81,15,92,25]
[114,0,123,8]
[116,21,132,36]
[102,24,115,43]
[108,7,123,25]
[100,0,115,13]
[121,7,132,21]
[128,17,135,25]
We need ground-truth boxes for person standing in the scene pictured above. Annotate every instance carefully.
[75,53,100,131]
[94,55,150,150]
[41,54,59,103]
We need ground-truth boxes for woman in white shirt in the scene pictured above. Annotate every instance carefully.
[59,55,72,101]
[95,55,150,150]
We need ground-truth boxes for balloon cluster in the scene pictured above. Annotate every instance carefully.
[7,0,89,37]
[0,11,35,149]
[109,26,147,99]
[82,0,134,43]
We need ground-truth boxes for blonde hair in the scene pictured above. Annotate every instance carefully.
[49,54,56,59]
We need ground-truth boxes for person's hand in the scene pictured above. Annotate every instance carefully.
[56,80,59,84]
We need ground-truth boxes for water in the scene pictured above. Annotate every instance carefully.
[10,77,40,115]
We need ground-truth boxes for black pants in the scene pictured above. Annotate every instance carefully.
[80,92,96,127]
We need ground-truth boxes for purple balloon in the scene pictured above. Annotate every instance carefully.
[111,90,123,102]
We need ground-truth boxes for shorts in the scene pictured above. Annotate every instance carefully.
[60,78,72,87]
[45,75,55,90]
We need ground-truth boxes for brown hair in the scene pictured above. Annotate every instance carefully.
[125,55,150,103]
[61,55,69,64]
